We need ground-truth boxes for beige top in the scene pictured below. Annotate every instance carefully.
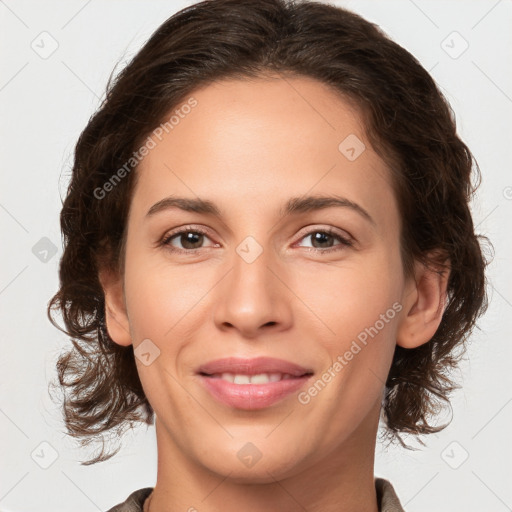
[106,477,405,511]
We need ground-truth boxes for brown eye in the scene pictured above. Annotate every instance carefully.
[161,227,216,253]
[175,231,205,250]
[297,228,353,253]
[310,231,336,249]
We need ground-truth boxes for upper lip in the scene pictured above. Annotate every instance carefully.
[197,357,313,377]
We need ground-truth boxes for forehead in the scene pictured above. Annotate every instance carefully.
[131,75,396,229]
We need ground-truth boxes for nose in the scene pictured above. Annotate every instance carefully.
[213,242,293,338]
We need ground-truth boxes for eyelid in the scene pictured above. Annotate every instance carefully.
[294,225,353,243]
[161,224,214,240]
[292,226,354,253]
[160,224,354,254]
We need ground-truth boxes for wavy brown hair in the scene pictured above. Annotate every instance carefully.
[48,0,490,464]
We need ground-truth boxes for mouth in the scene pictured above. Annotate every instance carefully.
[199,372,306,383]
[196,357,314,410]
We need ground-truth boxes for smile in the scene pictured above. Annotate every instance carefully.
[206,372,296,384]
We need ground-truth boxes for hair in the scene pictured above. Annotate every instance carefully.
[47,0,490,464]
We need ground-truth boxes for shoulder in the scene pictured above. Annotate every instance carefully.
[375,478,406,512]
[105,487,154,512]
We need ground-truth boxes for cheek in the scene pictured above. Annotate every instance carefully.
[292,248,404,348]
[123,244,209,341]
[297,254,403,428]
[124,271,169,341]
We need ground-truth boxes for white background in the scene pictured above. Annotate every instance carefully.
[1,1,511,511]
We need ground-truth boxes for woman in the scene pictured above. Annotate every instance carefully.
[48,0,489,510]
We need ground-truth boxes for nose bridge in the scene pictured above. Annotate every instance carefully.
[233,237,272,294]
[213,235,291,334]
[230,236,276,309]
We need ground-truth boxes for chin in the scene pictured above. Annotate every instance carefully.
[190,436,306,482]
[204,456,304,484]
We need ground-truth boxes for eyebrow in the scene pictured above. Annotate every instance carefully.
[145,194,375,226]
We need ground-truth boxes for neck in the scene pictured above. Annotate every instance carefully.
[148,404,381,512]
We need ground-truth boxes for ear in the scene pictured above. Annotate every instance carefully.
[98,267,132,347]
[396,253,450,349]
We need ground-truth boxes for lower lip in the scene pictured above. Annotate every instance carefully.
[198,374,312,410]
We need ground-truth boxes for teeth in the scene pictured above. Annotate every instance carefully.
[233,374,250,384]
[216,372,290,384]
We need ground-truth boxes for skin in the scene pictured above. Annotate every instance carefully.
[100,74,450,512]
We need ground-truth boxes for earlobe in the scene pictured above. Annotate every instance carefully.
[98,268,132,347]
[396,255,450,349]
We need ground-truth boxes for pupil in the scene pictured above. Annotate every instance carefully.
[182,232,203,249]
[313,232,332,248]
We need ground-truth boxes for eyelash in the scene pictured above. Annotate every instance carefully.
[160,225,353,255]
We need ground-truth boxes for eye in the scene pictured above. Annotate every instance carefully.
[160,226,353,255]
[295,227,353,254]
[161,226,217,253]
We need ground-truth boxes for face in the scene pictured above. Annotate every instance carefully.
[108,75,412,482]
